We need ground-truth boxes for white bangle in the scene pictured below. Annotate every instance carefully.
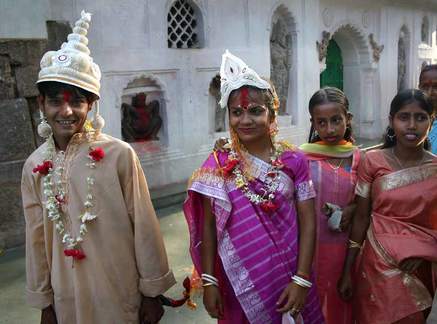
[201,273,219,287]
[291,275,312,288]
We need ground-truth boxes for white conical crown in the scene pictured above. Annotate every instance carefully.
[37,10,101,98]
[219,50,271,108]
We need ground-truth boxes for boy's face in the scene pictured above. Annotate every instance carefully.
[38,88,92,145]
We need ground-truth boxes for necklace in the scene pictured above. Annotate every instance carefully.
[391,147,426,169]
[223,143,286,213]
[33,133,105,260]
[326,158,344,171]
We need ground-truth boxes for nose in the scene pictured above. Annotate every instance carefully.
[327,122,336,134]
[407,116,417,129]
[240,110,252,125]
[59,102,73,117]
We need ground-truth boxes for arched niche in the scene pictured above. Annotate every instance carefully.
[121,76,167,144]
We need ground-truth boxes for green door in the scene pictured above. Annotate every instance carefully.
[320,39,343,90]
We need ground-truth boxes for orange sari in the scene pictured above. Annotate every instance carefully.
[354,150,437,324]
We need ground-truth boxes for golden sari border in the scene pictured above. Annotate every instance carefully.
[379,163,437,192]
[367,226,433,310]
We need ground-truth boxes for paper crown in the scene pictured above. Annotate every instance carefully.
[37,11,101,98]
[219,50,271,109]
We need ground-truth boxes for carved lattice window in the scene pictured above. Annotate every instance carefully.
[167,0,200,48]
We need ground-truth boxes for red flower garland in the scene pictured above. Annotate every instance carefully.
[64,249,86,260]
[222,159,239,177]
[32,161,53,176]
[89,147,105,161]
[260,200,279,213]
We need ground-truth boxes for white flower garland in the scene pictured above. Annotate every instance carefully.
[42,136,100,253]
[229,143,284,210]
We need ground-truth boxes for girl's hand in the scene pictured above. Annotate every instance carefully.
[276,282,309,317]
[337,272,353,301]
[399,257,423,273]
[203,285,224,319]
[340,204,356,231]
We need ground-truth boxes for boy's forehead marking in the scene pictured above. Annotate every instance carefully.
[63,90,71,102]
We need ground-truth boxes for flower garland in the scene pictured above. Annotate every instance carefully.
[222,143,285,213]
[33,135,105,260]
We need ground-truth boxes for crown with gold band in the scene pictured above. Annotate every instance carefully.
[219,50,271,109]
[37,10,104,131]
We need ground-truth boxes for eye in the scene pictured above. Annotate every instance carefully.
[248,106,265,116]
[70,98,87,107]
[47,98,63,106]
[416,114,429,122]
[230,108,242,116]
[397,113,409,121]
[317,120,326,126]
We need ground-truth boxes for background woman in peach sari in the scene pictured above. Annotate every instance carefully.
[338,89,437,323]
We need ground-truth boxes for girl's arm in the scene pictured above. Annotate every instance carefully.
[337,195,371,300]
[201,197,224,319]
[277,198,316,314]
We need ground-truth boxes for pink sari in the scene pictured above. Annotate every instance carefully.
[307,149,361,324]
[183,149,324,323]
[354,150,437,324]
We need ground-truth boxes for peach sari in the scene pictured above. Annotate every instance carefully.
[354,150,437,324]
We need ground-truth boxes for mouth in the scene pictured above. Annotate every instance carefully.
[238,128,255,134]
[324,136,339,143]
[56,120,77,127]
[404,133,419,141]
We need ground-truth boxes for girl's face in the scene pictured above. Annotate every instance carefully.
[311,102,351,145]
[228,87,273,145]
[419,69,437,109]
[390,101,432,149]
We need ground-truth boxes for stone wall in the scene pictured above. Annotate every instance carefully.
[0,39,48,249]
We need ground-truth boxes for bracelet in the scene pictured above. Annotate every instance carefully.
[291,275,312,288]
[201,273,219,287]
[348,239,362,249]
[202,282,217,288]
[296,272,311,281]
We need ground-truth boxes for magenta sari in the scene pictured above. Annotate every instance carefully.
[184,148,324,323]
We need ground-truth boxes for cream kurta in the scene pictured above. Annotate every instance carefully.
[22,132,176,324]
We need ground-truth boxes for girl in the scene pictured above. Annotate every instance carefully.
[184,51,324,323]
[300,87,360,324]
[338,89,437,324]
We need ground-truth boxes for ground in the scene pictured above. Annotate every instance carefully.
[0,204,214,324]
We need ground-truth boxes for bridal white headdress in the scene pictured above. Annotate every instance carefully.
[219,50,271,109]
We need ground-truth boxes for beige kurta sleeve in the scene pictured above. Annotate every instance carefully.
[121,147,176,297]
[22,166,53,309]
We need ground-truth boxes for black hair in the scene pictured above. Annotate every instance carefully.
[419,64,437,85]
[307,87,354,143]
[381,88,434,149]
[37,81,98,103]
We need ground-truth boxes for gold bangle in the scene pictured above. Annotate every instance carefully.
[348,239,362,249]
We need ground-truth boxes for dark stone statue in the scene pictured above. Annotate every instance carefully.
[121,92,162,142]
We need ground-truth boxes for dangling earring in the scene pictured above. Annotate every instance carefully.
[230,127,242,155]
[37,110,53,139]
[387,127,396,141]
[92,101,105,133]
[269,119,279,144]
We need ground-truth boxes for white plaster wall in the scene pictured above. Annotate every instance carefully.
[2,0,437,190]
[0,0,50,39]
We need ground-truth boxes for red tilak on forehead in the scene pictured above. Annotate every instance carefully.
[63,90,71,102]
[240,87,250,109]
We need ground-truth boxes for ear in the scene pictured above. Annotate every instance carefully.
[388,115,393,128]
[88,101,95,112]
[37,95,45,113]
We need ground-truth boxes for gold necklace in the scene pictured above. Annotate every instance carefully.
[391,147,426,169]
[326,158,344,171]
